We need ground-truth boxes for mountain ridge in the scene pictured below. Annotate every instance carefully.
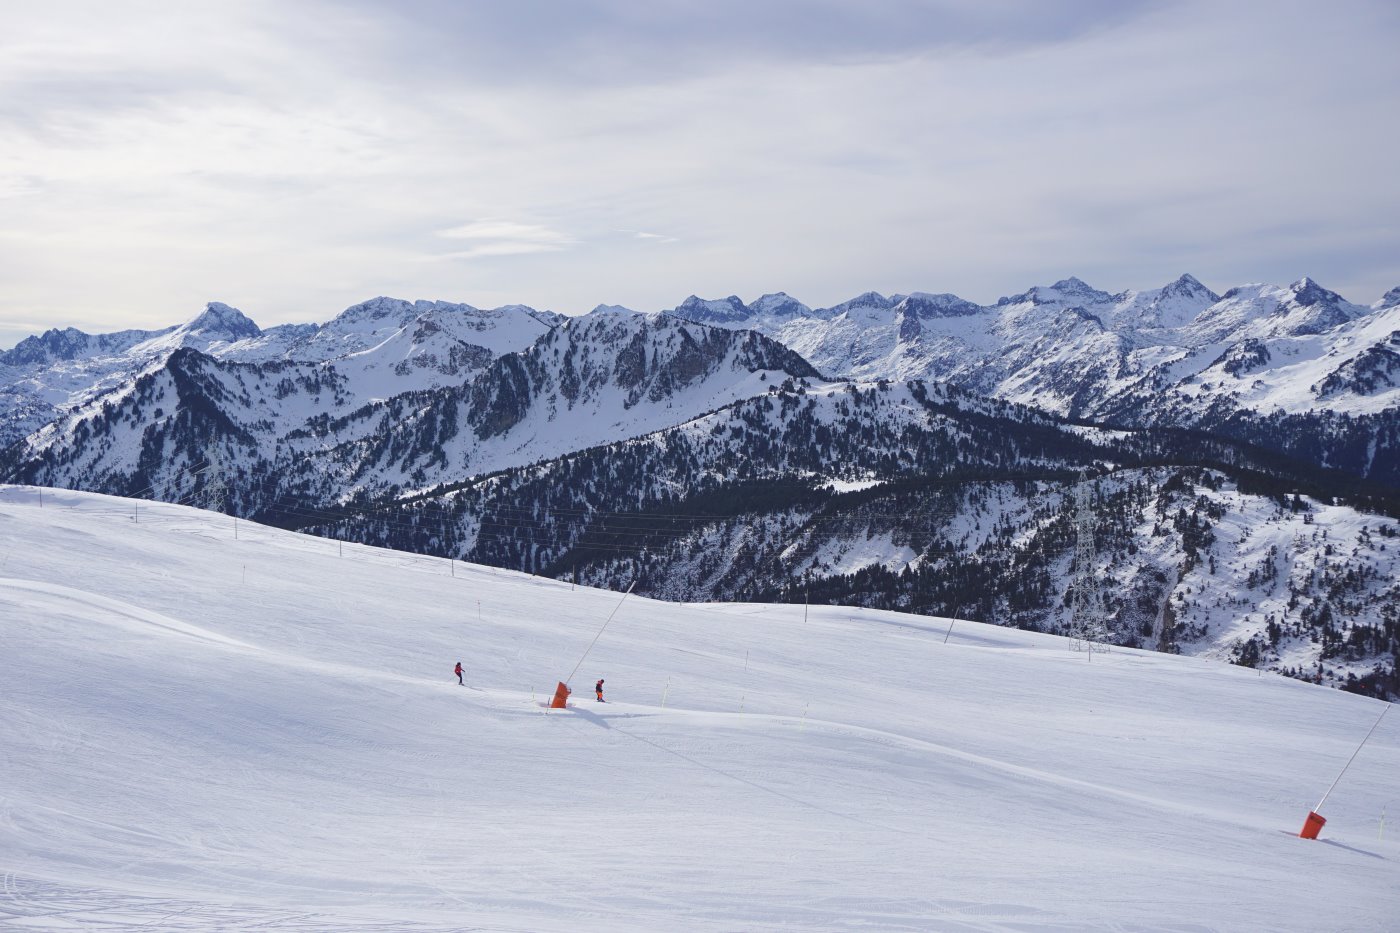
[4,275,1399,698]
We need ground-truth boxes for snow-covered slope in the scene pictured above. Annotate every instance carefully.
[3,486,1397,931]
[1151,302,1400,418]
[1181,278,1369,345]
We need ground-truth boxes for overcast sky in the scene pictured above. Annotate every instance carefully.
[2,0,1398,344]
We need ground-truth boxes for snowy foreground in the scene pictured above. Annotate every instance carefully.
[3,487,1398,932]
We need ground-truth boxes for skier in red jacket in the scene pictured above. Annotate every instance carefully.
[454,661,463,685]
[595,678,605,702]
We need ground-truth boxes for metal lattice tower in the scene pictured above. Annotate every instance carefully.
[1069,473,1111,652]
[201,441,228,513]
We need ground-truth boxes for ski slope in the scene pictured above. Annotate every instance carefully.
[2,487,1397,931]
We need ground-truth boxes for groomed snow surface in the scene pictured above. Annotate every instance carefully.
[3,487,1397,932]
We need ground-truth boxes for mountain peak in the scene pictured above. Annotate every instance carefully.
[673,294,749,324]
[827,291,893,315]
[1,326,91,366]
[1051,276,1096,293]
[1161,273,1218,301]
[848,290,890,305]
[897,292,982,318]
[184,302,262,340]
[1048,277,1115,304]
[1378,286,1400,310]
[749,292,812,317]
[997,277,1112,308]
[330,296,418,328]
[1288,277,1343,308]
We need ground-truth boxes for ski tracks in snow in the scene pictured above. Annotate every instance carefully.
[0,874,494,931]
[545,699,1250,838]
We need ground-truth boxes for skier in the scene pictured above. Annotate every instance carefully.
[595,678,605,702]
[454,661,463,686]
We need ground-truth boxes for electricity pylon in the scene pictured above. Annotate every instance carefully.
[201,441,228,513]
[1069,473,1112,652]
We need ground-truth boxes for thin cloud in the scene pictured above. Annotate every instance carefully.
[632,231,679,244]
[428,220,575,261]
[438,220,573,245]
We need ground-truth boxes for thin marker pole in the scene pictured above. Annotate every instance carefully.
[661,676,671,709]
[1315,704,1390,814]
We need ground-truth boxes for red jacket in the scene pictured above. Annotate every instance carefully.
[454,663,463,675]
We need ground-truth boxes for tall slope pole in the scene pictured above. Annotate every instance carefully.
[551,581,636,709]
[1299,704,1390,839]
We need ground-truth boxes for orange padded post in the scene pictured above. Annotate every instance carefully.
[550,681,571,709]
[1299,811,1326,840]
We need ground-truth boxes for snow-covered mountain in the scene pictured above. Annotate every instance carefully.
[675,273,1389,417]
[9,274,1396,473]
[5,276,1399,699]
[673,274,1400,484]
[268,309,823,495]
[244,296,560,365]
[0,297,557,449]
[1,311,823,507]
[4,487,1398,930]
[1181,277,1368,344]
[0,304,266,447]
